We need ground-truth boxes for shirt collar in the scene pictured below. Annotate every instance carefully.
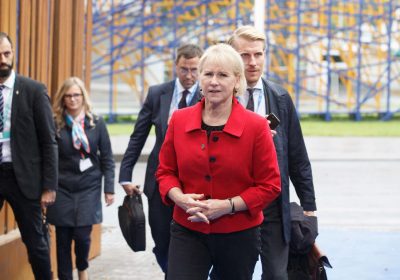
[249,78,263,92]
[175,78,198,94]
[185,98,245,138]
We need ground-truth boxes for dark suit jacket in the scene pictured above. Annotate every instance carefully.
[10,75,58,200]
[262,78,316,243]
[119,80,201,199]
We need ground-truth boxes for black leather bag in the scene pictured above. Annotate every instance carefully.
[288,202,332,280]
[118,194,146,252]
[289,202,318,255]
[308,244,332,280]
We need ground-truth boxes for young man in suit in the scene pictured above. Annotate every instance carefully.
[119,43,203,276]
[0,32,58,279]
[228,26,317,280]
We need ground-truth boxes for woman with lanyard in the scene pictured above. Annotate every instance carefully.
[47,77,115,280]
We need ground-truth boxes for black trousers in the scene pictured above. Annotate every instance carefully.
[168,220,261,280]
[148,190,173,274]
[260,221,289,280]
[55,225,93,280]
[0,163,52,280]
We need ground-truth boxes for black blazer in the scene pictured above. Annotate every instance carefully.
[119,80,201,199]
[262,78,316,243]
[10,75,58,199]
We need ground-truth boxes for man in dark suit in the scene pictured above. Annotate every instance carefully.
[228,26,317,280]
[0,32,58,279]
[119,43,203,276]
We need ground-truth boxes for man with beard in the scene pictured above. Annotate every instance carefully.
[0,32,58,280]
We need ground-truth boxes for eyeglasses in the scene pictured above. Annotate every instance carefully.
[64,93,83,99]
[178,67,198,76]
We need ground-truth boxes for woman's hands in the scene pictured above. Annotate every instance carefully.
[186,199,231,223]
[168,188,210,223]
[168,188,247,224]
[105,193,114,206]
[187,196,247,223]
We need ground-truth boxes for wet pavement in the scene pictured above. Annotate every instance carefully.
[82,136,400,280]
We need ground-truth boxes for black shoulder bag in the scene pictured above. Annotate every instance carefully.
[118,194,146,252]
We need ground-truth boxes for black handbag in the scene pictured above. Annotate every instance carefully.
[308,244,332,280]
[118,194,146,252]
[288,244,332,280]
[288,203,332,280]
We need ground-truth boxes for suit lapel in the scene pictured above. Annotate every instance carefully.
[263,79,283,149]
[262,78,279,115]
[160,81,175,137]
[11,75,23,126]
[160,81,201,137]
[189,86,202,106]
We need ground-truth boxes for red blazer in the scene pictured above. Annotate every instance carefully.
[157,98,281,234]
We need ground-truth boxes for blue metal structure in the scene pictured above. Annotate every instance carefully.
[90,0,253,120]
[90,0,400,121]
[264,0,400,120]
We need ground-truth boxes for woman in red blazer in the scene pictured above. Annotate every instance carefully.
[156,43,281,280]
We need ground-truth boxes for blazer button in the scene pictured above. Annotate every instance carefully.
[212,136,219,142]
[204,175,211,181]
[209,156,216,163]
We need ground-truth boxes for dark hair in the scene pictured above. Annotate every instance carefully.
[175,44,203,64]
[0,32,13,48]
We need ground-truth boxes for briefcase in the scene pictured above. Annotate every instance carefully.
[118,194,146,252]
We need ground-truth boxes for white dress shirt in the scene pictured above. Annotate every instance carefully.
[238,78,266,117]
[0,70,16,162]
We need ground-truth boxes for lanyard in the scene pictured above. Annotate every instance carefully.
[244,88,263,114]
[254,89,263,114]
[0,91,12,140]
[0,91,12,124]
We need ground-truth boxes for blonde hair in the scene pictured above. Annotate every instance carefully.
[227,25,266,50]
[53,77,94,132]
[198,43,247,96]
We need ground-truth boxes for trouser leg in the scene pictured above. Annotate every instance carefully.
[56,226,74,280]
[0,168,52,280]
[167,221,212,280]
[73,225,93,271]
[211,226,261,280]
[260,221,289,280]
[148,191,173,273]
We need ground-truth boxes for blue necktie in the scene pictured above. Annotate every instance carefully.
[0,85,5,162]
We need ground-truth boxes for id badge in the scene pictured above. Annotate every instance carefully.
[79,158,93,172]
[0,131,10,143]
